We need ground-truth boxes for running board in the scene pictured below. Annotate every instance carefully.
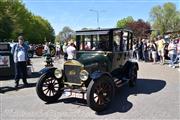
[114,77,130,88]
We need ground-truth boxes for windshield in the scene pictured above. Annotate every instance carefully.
[78,34,109,51]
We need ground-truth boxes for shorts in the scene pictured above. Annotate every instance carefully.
[158,49,164,57]
[152,51,157,59]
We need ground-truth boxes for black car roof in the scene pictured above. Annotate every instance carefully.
[76,28,132,35]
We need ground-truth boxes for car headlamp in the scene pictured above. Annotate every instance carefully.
[79,70,89,81]
[54,69,62,79]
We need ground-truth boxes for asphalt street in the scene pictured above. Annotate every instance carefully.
[0,57,180,120]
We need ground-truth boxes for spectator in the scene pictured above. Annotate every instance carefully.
[11,36,29,88]
[132,42,137,59]
[151,40,157,64]
[43,42,50,56]
[168,39,177,68]
[54,45,61,60]
[62,42,68,60]
[147,40,152,62]
[66,42,76,60]
[156,36,166,64]
[142,39,148,62]
[175,38,180,68]
[137,40,143,61]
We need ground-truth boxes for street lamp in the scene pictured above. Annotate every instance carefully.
[90,9,104,29]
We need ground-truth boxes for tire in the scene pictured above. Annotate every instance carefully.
[36,73,64,102]
[87,75,115,112]
[128,65,138,87]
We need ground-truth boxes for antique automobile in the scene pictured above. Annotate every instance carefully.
[36,28,139,112]
[29,44,56,57]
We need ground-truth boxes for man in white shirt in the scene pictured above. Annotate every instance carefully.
[66,43,76,60]
[11,36,29,88]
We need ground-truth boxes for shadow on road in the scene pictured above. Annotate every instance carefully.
[0,83,37,94]
[0,72,40,93]
[0,72,41,81]
[46,78,166,115]
[97,78,166,115]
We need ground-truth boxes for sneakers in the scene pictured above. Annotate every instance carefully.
[172,66,176,69]
[168,64,172,67]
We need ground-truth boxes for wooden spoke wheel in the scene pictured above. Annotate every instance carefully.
[87,75,115,112]
[36,73,64,102]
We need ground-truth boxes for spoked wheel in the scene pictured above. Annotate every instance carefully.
[36,73,64,102]
[129,66,138,87]
[87,75,115,112]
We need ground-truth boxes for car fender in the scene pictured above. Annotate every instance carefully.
[90,71,112,81]
[123,61,139,71]
[39,67,57,75]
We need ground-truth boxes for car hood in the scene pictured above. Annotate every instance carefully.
[77,51,110,66]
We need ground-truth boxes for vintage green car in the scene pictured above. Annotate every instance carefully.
[36,28,139,112]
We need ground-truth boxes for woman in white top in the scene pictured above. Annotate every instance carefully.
[66,43,76,60]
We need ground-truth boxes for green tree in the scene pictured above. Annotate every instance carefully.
[0,0,55,43]
[150,2,180,34]
[116,16,134,28]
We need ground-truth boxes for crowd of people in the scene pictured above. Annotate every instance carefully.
[43,40,76,61]
[132,36,180,68]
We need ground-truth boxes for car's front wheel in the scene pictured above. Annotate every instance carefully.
[87,75,115,112]
[36,73,64,102]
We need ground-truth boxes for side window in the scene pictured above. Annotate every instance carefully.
[98,35,109,51]
[128,32,133,50]
[78,34,109,51]
[123,32,128,51]
[113,31,121,51]
[79,35,91,50]
[84,36,91,50]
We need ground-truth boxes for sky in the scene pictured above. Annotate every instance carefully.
[23,0,180,35]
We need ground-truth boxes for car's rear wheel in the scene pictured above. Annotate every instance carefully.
[87,75,115,112]
[129,65,138,87]
[36,73,64,102]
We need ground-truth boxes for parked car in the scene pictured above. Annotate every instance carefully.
[36,28,139,112]
[32,44,56,57]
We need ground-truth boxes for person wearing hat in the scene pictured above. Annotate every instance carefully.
[11,36,29,88]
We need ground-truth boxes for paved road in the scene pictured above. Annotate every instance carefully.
[0,57,180,120]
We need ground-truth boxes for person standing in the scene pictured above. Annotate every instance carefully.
[168,39,177,68]
[142,39,148,62]
[151,41,157,64]
[62,42,68,60]
[54,45,61,60]
[156,36,166,64]
[176,39,180,71]
[66,42,76,60]
[43,42,50,56]
[11,36,29,88]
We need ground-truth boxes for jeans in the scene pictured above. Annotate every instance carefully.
[15,61,27,84]
[169,54,176,66]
